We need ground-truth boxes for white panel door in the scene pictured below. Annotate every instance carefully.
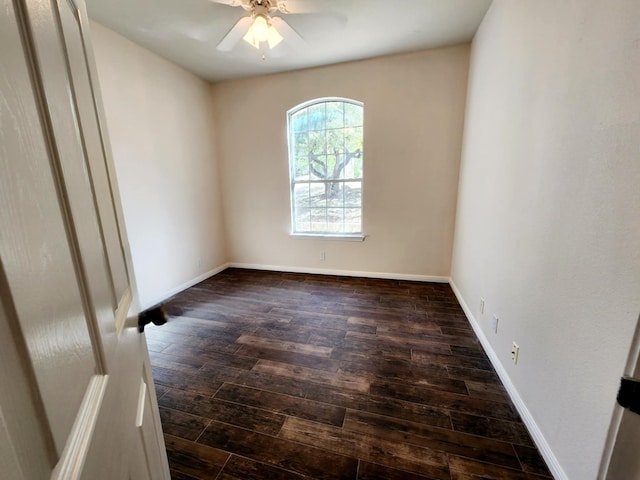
[0,0,170,478]
[603,316,640,480]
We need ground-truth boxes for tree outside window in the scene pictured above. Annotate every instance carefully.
[288,98,364,235]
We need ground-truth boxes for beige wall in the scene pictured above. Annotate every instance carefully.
[212,46,469,279]
[90,22,227,309]
[451,1,640,479]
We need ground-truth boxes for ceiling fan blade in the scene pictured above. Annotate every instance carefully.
[208,0,253,11]
[216,16,252,51]
[275,0,328,14]
[208,0,241,6]
[271,16,306,49]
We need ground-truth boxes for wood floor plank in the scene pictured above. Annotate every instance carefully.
[236,344,342,372]
[346,316,378,327]
[411,350,493,371]
[235,370,310,398]
[375,321,443,337]
[465,381,512,403]
[253,359,370,393]
[513,445,553,476]
[169,469,200,480]
[146,338,170,353]
[450,411,535,447]
[155,383,170,399]
[447,365,503,384]
[448,455,551,479]
[450,344,489,358]
[198,421,358,480]
[164,434,229,480]
[151,365,222,396]
[237,334,333,357]
[217,455,312,480]
[344,410,522,470]
[340,362,469,395]
[159,388,285,435]
[279,417,450,480]
[159,406,209,441]
[304,384,453,430]
[148,351,205,375]
[307,328,348,347]
[215,383,346,427]
[291,312,377,334]
[357,461,439,480]
[161,343,258,370]
[369,379,520,421]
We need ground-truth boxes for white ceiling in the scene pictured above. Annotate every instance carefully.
[86,0,492,83]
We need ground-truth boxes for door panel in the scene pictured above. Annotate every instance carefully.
[23,0,116,359]
[603,315,640,480]
[56,0,130,307]
[0,0,169,478]
[0,0,97,454]
[0,269,53,480]
[135,371,167,480]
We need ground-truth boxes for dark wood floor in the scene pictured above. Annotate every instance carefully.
[145,268,552,480]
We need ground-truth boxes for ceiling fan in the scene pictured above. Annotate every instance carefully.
[212,0,315,52]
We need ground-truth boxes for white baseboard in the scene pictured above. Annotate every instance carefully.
[228,262,449,283]
[140,263,230,310]
[140,262,447,311]
[449,279,568,480]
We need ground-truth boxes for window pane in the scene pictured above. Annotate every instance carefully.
[344,222,361,234]
[327,182,344,207]
[309,154,326,180]
[308,103,325,130]
[344,102,363,127]
[311,208,327,232]
[339,150,362,180]
[345,126,363,152]
[351,154,363,179]
[326,128,344,154]
[295,207,311,232]
[292,110,308,132]
[326,102,344,129]
[344,207,362,233]
[327,208,344,232]
[293,132,308,153]
[309,182,326,208]
[309,130,326,156]
[295,155,309,178]
[294,183,311,207]
[344,182,362,207]
[326,154,337,178]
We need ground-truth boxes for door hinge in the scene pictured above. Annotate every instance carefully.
[617,376,640,415]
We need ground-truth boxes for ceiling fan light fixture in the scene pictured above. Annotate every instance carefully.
[242,13,282,49]
[267,23,283,48]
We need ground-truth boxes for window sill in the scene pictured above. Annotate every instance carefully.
[289,233,366,242]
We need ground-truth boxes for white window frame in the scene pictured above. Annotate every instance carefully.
[287,97,365,241]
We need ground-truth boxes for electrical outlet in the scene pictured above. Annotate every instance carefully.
[479,298,485,314]
[320,251,326,261]
[492,314,499,334]
[511,342,520,364]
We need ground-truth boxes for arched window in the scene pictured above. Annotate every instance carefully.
[287,98,364,236]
